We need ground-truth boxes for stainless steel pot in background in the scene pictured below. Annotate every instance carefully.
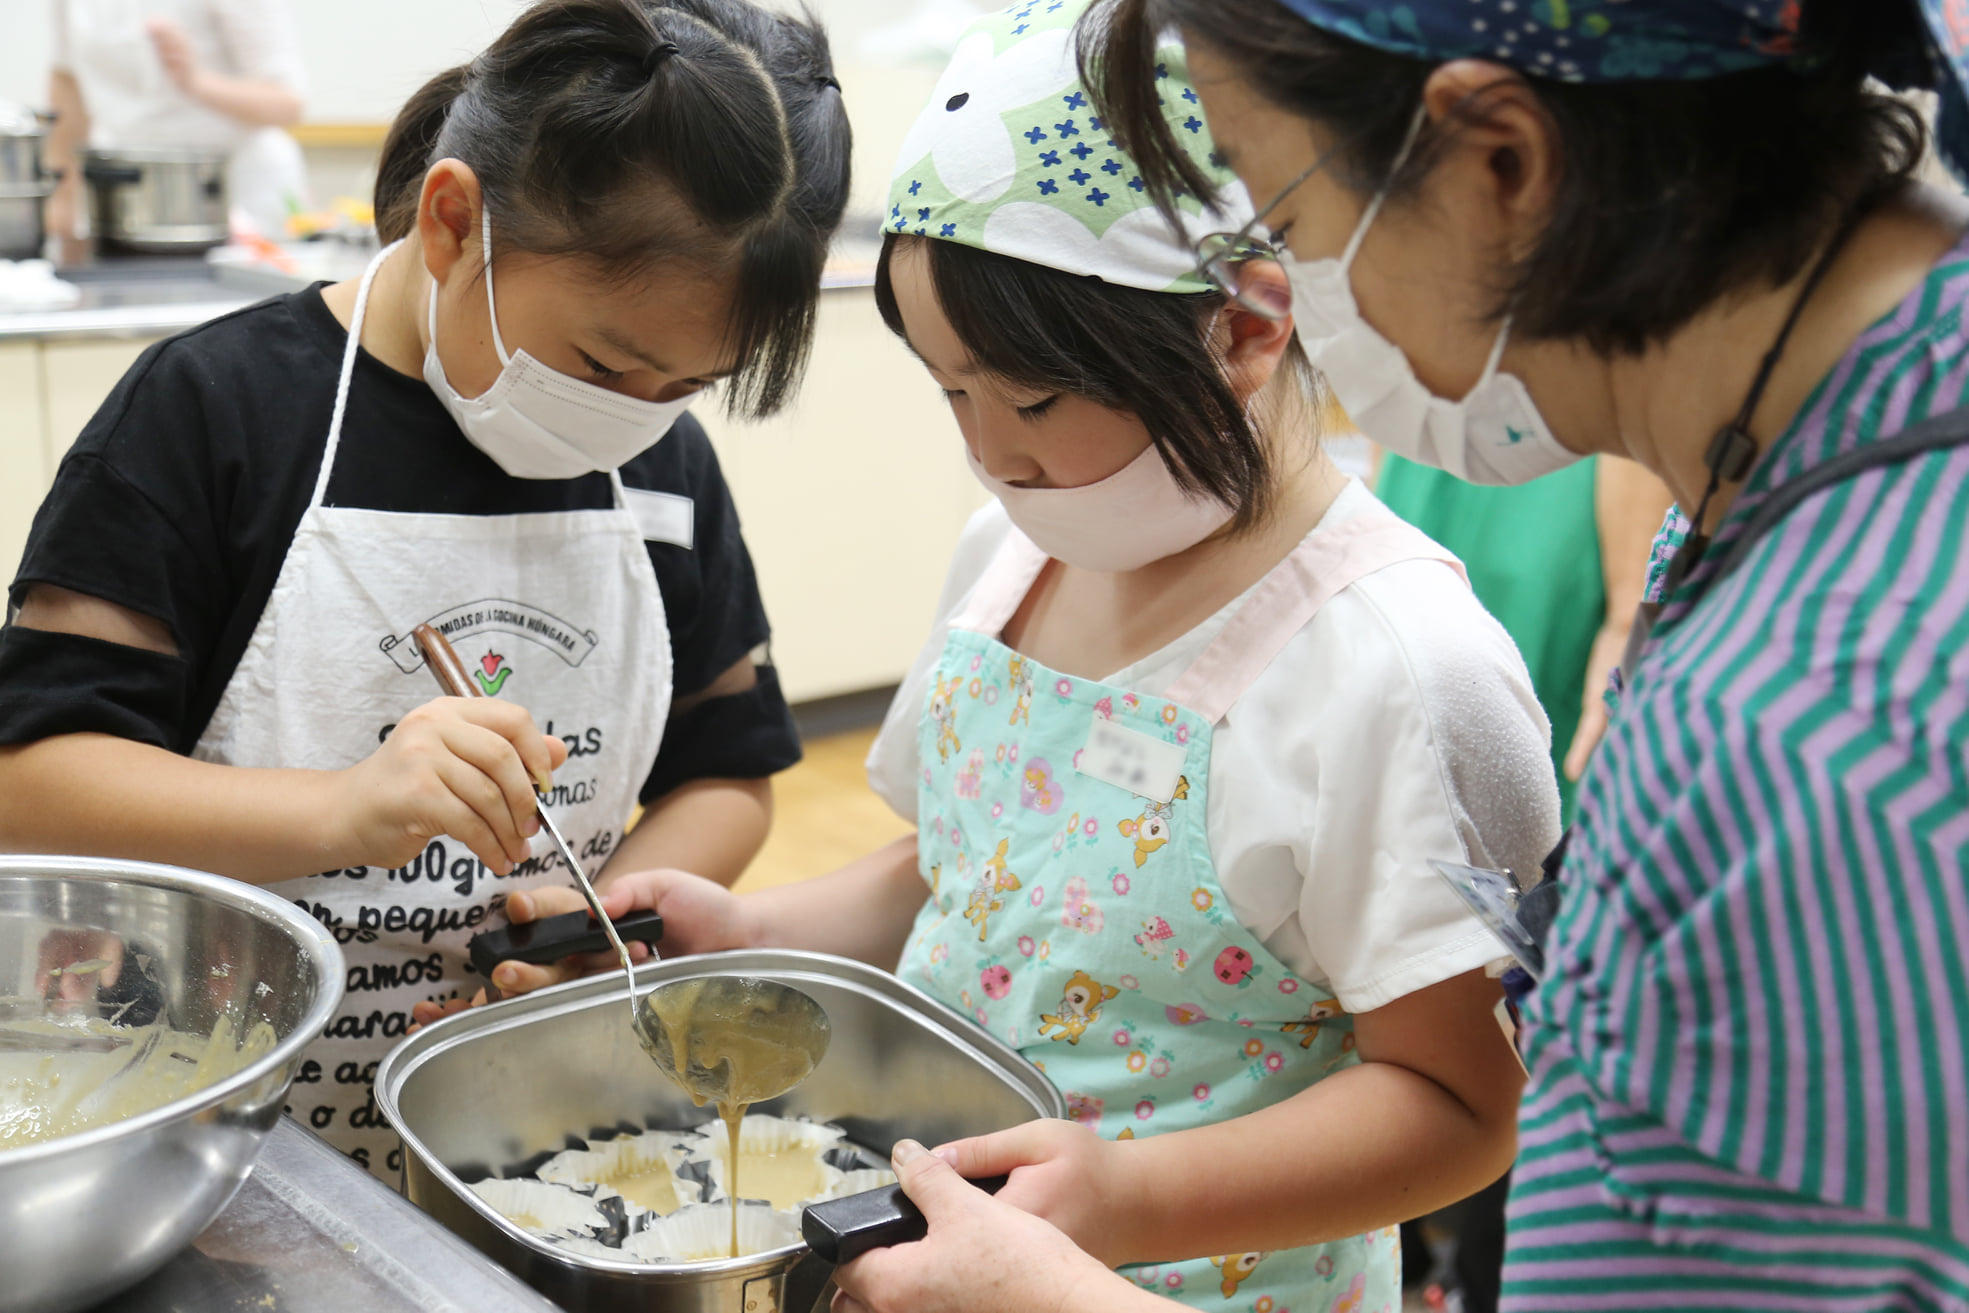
[82,147,229,252]
[0,103,53,259]
[0,856,346,1313]
[378,950,1067,1313]
[0,184,51,261]
[0,101,51,189]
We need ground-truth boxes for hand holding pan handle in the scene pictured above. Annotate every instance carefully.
[801,1174,1009,1266]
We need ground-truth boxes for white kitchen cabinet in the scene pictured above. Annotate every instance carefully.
[0,342,49,588]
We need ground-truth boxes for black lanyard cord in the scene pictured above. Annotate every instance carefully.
[1662,207,1870,595]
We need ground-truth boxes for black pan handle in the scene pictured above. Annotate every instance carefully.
[801,1175,1009,1266]
[466,907,663,977]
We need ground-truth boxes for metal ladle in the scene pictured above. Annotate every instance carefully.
[632,975,831,1108]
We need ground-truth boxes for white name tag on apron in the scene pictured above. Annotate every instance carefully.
[1078,712,1186,804]
[624,488,695,549]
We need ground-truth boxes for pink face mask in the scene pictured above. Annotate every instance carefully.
[965,444,1236,572]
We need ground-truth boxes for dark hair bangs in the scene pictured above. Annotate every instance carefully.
[875,234,1276,529]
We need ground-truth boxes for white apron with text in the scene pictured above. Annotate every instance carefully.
[193,245,671,1179]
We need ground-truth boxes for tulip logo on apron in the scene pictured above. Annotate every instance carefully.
[473,651,511,695]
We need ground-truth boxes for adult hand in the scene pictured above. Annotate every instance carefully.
[1563,621,1628,780]
[144,19,199,95]
[327,696,566,878]
[931,1118,1145,1267]
[832,1140,1148,1313]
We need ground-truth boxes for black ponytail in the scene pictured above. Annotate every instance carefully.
[370,0,851,419]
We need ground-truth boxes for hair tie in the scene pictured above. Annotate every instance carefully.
[642,39,680,78]
[817,75,840,92]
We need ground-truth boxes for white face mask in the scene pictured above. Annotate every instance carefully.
[423,211,693,480]
[1283,111,1579,486]
[965,443,1234,573]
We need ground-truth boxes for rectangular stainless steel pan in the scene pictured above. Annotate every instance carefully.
[375,949,1064,1313]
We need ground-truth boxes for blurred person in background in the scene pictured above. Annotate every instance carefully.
[44,0,309,246]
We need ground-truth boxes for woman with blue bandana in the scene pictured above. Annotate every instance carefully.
[834,1,1969,1311]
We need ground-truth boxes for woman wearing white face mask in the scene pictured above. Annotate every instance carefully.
[812,2,1969,1311]
[508,10,1557,1311]
[1062,2,1969,1312]
[0,0,850,1179]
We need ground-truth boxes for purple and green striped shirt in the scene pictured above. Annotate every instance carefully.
[1503,234,1969,1311]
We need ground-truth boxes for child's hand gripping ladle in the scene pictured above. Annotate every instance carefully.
[412,624,831,1102]
[412,624,639,998]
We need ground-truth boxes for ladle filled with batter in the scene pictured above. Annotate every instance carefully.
[633,977,831,1256]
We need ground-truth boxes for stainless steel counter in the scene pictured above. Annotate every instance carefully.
[101,1116,564,1313]
[0,257,251,342]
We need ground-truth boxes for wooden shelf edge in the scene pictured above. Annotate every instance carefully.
[291,123,389,149]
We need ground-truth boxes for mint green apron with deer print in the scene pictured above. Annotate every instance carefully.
[897,508,1462,1313]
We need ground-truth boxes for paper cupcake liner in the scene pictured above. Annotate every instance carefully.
[536,1130,700,1219]
[549,1236,637,1262]
[806,1167,899,1203]
[687,1114,845,1159]
[621,1202,802,1263]
[688,1114,847,1208]
[470,1177,609,1239]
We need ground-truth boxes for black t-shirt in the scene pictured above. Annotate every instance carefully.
[0,285,799,802]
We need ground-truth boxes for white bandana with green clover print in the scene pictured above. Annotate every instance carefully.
[885,0,1252,295]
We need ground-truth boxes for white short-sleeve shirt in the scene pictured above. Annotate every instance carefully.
[867,480,1562,1013]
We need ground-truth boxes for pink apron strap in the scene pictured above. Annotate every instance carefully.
[1165,507,1469,725]
[947,528,1051,637]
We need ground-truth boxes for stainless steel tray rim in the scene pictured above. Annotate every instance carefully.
[477,1212,805,1282]
[0,853,347,1167]
[375,948,1062,1284]
[380,948,1051,1109]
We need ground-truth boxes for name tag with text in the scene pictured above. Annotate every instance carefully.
[1077,712,1185,803]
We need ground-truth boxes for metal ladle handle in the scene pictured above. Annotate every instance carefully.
[410,623,637,981]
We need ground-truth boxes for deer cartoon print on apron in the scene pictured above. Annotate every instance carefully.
[899,508,1466,1312]
[193,243,671,1180]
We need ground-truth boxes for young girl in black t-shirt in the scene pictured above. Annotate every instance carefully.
[0,0,848,1177]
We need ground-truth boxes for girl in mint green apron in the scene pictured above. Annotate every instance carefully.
[896,513,1457,1309]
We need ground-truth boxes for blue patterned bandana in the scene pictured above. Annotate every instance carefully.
[1269,0,1800,81]
[1272,0,1969,178]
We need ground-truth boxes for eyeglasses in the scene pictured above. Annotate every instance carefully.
[1193,138,1350,321]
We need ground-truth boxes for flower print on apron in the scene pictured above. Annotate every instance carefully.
[193,244,671,1181]
[899,507,1465,1312]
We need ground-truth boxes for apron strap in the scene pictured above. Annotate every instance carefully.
[947,527,1050,637]
[1164,505,1468,724]
[313,239,404,509]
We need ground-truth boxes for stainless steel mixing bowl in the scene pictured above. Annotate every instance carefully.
[378,949,1065,1313]
[0,855,345,1313]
